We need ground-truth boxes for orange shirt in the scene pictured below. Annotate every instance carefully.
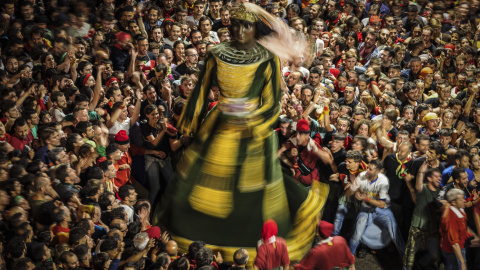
[114,151,132,188]
[440,206,473,253]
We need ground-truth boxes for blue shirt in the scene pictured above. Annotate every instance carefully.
[441,165,474,186]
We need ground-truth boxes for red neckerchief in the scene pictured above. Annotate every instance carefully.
[112,43,123,50]
[359,44,376,65]
[395,36,404,44]
[349,160,367,176]
[334,80,345,93]
[357,32,363,43]
[163,8,175,18]
[334,57,343,68]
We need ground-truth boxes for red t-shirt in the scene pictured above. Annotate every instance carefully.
[440,206,473,253]
[8,132,34,150]
[254,237,290,270]
[294,236,355,270]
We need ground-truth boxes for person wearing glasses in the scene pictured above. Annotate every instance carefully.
[175,48,198,75]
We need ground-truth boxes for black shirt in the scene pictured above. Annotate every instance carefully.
[384,153,413,203]
[141,122,173,155]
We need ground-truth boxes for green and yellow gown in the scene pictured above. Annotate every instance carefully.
[154,41,327,261]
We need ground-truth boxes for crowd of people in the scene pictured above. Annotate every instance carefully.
[1,0,480,269]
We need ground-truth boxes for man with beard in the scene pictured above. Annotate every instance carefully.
[419,112,439,141]
[50,91,68,122]
[402,5,427,32]
[348,159,405,257]
[140,84,169,120]
[300,85,314,112]
[456,122,480,149]
[110,32,132,72]
[377,28,390,51]
[144,5,162,31]
[400,82,419,111]
[332,37,347,68]
[8,118,34,151]
[76,121,97,149]
[126,36,156,74]
[308,67,323,89]
[403,167,443,270]
[174,6,188,23]
[438,167,476,204]
[337,84,359,110]
[175,48,198,76]
[357,31,379,68]
[380,47,394,75]
[189,30,203,48]
[425,82,450,110]
[161,0,175,19]
[23,108,40,139]
[4,56,19,79]
[212,6,231,32]
[187,1,206,29]
[73,38,88,62]
[208,0,222,22]
[421,26,436,53]
[302,3,321,26]
[116,6,135,32]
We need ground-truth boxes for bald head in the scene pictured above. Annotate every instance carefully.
[165,240,178,256]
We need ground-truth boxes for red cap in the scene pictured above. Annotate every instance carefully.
[369,16,382,23]
[261,219,278,240]
[297,119,310,133]
[115,32,131,42]
[146,226,161,239]
[83,74,92,86]
[115,130,130,145]
[106,77,119,88]
[444,43,455,51]
[163,18,175,24]
[318,221,334,239]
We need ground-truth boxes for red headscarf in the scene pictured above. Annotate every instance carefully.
[261,219,278,241]
[83,74,92,86]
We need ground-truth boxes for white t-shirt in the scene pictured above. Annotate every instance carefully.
[119,204,134,224]
[354,171,390,208]
[52,108,66,122]
[109,118,131,135]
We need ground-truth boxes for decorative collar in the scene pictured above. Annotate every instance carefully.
[450,205,465,218]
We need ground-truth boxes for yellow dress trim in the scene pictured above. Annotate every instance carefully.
[188,185,234,218]
[173,180,328,266]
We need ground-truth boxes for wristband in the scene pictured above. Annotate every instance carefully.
[365,196,371,202]
[370,81,378,86]
[119,105,125,110]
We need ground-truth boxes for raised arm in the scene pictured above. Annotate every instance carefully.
[89,65,104,111]
[130,89,143,126]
